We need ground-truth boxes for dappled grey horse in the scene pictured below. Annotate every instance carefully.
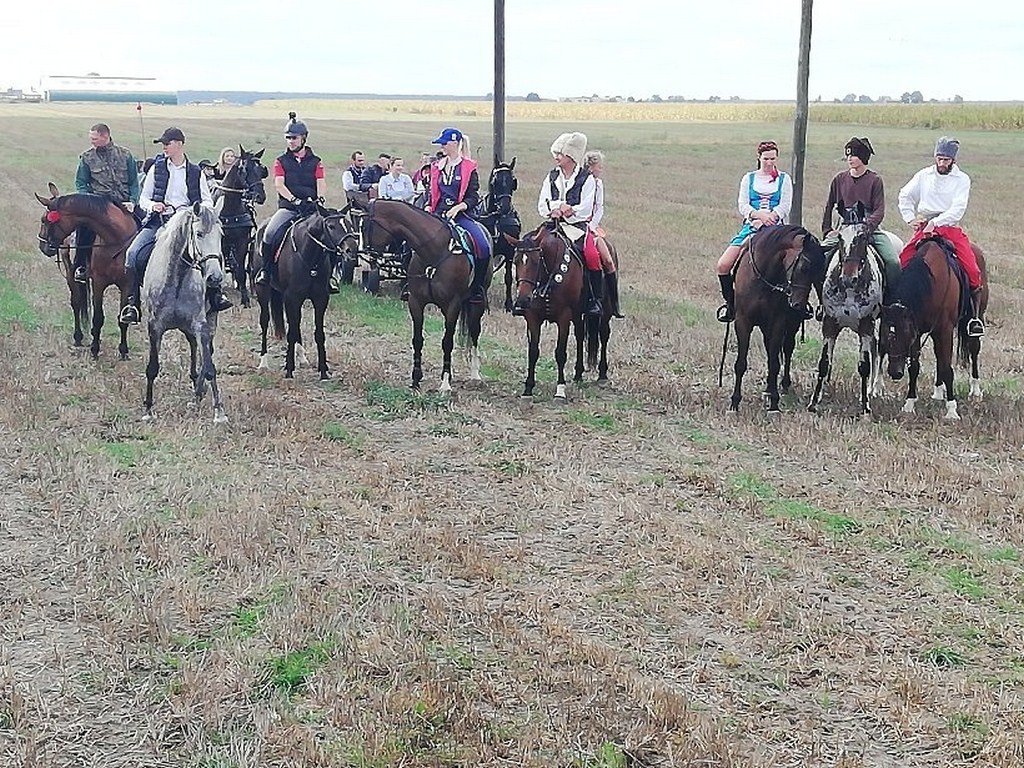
[141,203,227,423]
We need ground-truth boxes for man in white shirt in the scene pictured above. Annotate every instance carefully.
[537,131,603,315]
[378,157,415,202]
[897,136,984,335]
[121,127,229,324]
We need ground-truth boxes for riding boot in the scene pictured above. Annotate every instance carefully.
[967,287,985,337]
[206,279,234,313]
[585,269,604,316]
[468,257,490,304]
[119,266,142,325]
[717,273,735,323]
[255,241,275,285]
[72,248,90,284]
[606,272,624,318]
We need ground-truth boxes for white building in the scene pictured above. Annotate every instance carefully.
[42,75,176,105]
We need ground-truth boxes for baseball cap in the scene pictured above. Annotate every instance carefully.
[153,127,186,144]
[431,127,463,145]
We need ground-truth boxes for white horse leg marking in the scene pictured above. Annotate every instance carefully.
[932,383,945,401]
[944,400,961,420]
[258,352,270,370]
[555,383,567,399]
[439,372,452,394]
[468,346,482,380]
[902,397,917,414]
[969,378,983,399]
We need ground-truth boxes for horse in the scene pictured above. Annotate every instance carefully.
[511,222,612,399]
[878,237,988,420]
[254,203,356,379]
[36,184,138,358]
[141,203,227,423]
[214,146,267,308]
[808,212,903,415]
[476,158,522,312]
[727,224,828,413]
[363,199,488,392]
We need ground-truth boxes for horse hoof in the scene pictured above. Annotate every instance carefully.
[320,371,331,381]
[142,412,154,422]
[554,384,567,399]
[284,371,294,379]
[213,413,228,425]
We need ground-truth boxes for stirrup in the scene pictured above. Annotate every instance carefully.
[73,266,88,283]
[967,318,984,337]
[254,269,270,285]
[716,303,734,323]
[585,300,602,316]
[119,304,140,325]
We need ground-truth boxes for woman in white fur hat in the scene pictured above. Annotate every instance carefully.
[537,131,604,315]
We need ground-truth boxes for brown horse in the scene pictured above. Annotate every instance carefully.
[728,224,828,412]
[36,184,138,358]
[879,238,988,420]
[363,199,490,391]
[511,222,613,399]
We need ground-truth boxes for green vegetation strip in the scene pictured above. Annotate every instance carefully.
[729,472,863,535]
[0,273,39,331]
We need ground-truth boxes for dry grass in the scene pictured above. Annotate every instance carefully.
[2,104,1024,767]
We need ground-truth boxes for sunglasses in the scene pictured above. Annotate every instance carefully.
[285,135,301,140]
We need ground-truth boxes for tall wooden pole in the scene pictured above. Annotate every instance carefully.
[791,0,813,226]
[493,0,506,166]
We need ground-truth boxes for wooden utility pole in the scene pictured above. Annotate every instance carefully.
[493,0,506,166]
[791,0,813,226]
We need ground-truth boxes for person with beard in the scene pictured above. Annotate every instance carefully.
[255,112,334,289]
[120,127,230,324]
[897,136,983,336]
[715,140,792,323]
[820,137,901,299]
[72,123,140,283]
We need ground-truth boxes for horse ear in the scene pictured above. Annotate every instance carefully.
[239,144,246,154]
[35,192,50,207]
[192,201,201,216]
[508,156,516,170]
[254,148,265,159]
[48,182,60,198]
[502,233,519,246]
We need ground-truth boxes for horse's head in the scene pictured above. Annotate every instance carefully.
[311,202,358,262]
[35,182,73,256]
[836,221,870,279]
[753,226,826,318]
[511,223,562,316]
[487,157,518,217]
[879,302,917,380]
[186,202,224,265]
[232,145,267,205]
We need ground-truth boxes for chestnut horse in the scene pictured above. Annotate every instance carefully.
[36,184,138,358]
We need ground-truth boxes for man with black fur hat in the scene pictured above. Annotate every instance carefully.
[897,136,983,336]
[821,137,902,299]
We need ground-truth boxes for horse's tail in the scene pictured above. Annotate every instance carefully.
[270,289,286,339]
[956,317,972,369]
[457,299,471,347]
[585,313,600,368]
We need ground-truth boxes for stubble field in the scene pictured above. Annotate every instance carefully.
[2,102,1024,768]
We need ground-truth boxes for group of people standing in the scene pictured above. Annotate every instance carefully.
[714,134,984,336]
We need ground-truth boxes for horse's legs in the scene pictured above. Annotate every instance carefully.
[903,351,922,414]
[933,329,959,419]
[410,300,425,390]
[199,323,226,423]
[969,335,983,399]
[857,330,873,415]
[439,301,460,394]
[523,316,541,398]
[598,316,611,381]
[466,303,484,381]
[764,329,784,413]
[143,324,162,420]
[780,325,797,393]
[572,315,586,384]
[554,318,571,399]
[116,278,130,360]
[257,289,272,370]
[869,331,886,398]
[284,299,302,379]
[313,295,330,380]
[504,259,514,313]
[730,322,752,412]
[808,332,836,413]
[90,281,105,358]
[187,331,199,387]
[69,280,86,347]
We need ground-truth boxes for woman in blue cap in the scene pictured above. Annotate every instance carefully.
[427,127,491,303]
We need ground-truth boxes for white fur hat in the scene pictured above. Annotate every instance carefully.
[550,131,588,165]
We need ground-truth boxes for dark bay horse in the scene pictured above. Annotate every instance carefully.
[254,203,356,379]
[364,199,489,392]
[728,225,827,413]
[36,184,138,358]
[141,203,226,423]
[476,158,522,312]
[512,222,611,399]
[809,218,903,415]
[215,146,267,308]
[879,238,988,420]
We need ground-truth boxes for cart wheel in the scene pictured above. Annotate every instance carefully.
[362,267,381,295]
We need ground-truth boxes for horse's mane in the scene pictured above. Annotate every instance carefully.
[60,193,130,219]
[750,224,807,257]
[155,205,220,255]
[893,248,935,314]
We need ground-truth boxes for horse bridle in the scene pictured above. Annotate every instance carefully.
[215,157,265,203]
[749,238,816,296]
[38,207,136,255]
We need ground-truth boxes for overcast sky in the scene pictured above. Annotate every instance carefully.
[3,1,1018,101]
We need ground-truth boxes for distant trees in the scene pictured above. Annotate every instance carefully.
[525,92,541,102]
[900,90,924,103]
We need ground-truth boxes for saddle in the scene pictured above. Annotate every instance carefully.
[919,234,971,319]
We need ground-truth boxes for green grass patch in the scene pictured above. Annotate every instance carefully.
[321,421,362,449]
[918,644,967,668]
[942,567,986,600]
[986,546,1019,562]
[335,286,444,336]
[364,381,449,420]
[573,741,629,768]
[0,273,39,331]
[566,409,617,431]
[729,472,862,535]
[263,640,334,696]
[97,439,144,468]
[728,472,777,501]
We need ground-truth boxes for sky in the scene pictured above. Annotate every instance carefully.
[3,0,1019,102]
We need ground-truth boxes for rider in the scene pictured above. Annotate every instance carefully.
[584,150,623,318]
[820,137,901,299]
[119,127,232,324]
[255,112,336,290]
[427,127,491,304]
[715,140,792,323]
[73,123,140,283]
[897,136,983,336]
[538,131,603,316]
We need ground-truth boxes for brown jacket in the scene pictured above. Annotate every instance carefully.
[822,169,885,235]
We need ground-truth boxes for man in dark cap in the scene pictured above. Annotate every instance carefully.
[820,136,902,299]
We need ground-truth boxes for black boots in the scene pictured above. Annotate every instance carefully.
[119,266,141,324]
[717,274,735,323]
[255,241,274,285]
[468,258,491,304]
[585,269,604,316]
[606,272,624,318]
[967,287,984,337]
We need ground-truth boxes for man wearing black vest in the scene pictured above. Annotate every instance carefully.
[255,112,335,289]
[537,131,603,315]
[120,127,231,324]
